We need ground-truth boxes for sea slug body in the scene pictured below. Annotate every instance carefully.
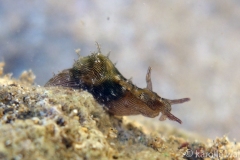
[45,45,190,124]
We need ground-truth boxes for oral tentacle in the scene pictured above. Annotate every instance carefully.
[165,98,190,105]
[164,111,182,124]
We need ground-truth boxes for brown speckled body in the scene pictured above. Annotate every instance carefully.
[45,46,190,124]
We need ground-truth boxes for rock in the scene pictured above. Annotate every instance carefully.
[0,67,239,160]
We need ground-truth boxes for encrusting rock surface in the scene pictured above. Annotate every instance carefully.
[0,62,240,160]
